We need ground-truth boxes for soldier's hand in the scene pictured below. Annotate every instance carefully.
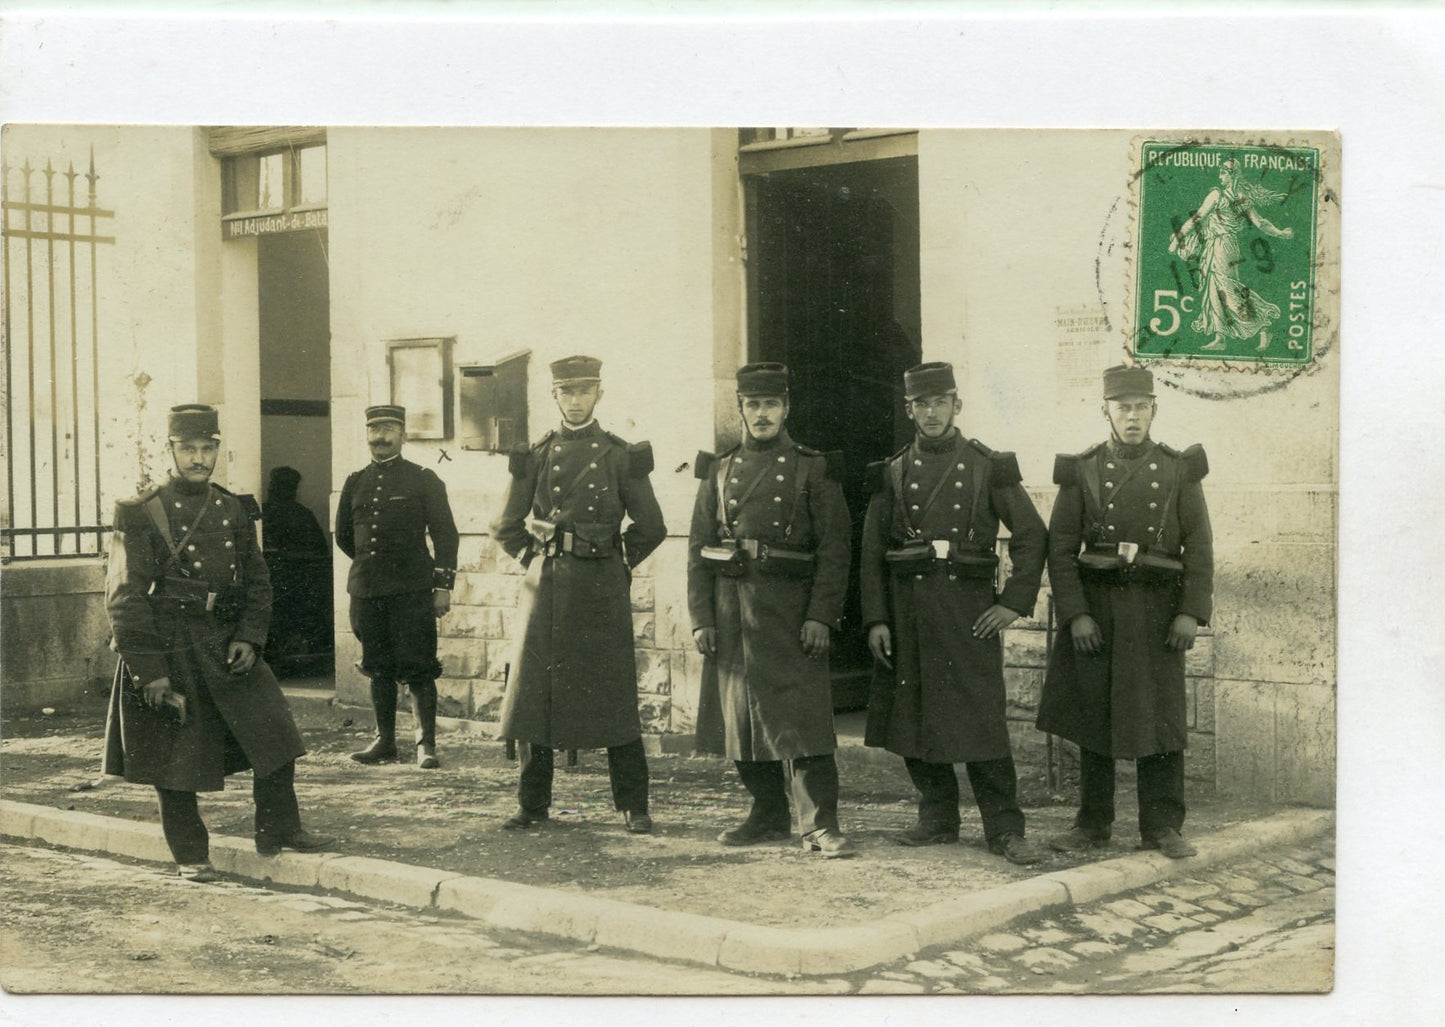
[867,624,893,669]
[1070,615,1104,655]
[227,641,257,675]
[693,627,717,655]
[800,620,831,660]
[1167,614,1199,651]
[142,677,173,709]
[973,604,1020,639]
[433,589,452,618]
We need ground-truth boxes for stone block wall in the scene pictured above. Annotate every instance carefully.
[998,538,1219,796]
[1,559,115,711]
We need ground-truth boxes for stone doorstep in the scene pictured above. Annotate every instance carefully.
[0,799,1333,979]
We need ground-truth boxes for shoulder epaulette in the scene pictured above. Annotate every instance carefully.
[865,460,887,494]
[626,440,654,477]
[822,449,845,483]
[694,451,717,480]
[603,429,631,451]
[531,429,556,452]
[235,492,262,522]
[989,451,1023,486]
[967,438,997,459]
[793,441,821,458]
[1182,443,1208,481]
[508,441,533,478]
[117,486,161,508]
[1054,442,1103,486]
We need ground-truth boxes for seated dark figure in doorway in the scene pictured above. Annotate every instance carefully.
[262,466,334,676]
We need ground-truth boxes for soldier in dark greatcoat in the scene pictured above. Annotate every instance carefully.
[492,355,667,834]
[860,362,1048,864]
[336,404,459,769]
[1037,364,1214,859]
[103,404,332,881]
[687,362,855,858]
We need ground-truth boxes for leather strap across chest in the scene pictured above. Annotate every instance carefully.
[145,486,216,578]
[891,435,985,539]
[535,437,610,519]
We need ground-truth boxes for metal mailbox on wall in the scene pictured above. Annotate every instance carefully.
[459,349,529,452]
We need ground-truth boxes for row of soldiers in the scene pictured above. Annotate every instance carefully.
[102,355,1211,881]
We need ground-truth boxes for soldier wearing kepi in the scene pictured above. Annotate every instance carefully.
[687,362,855,858]
[336,405,459,769]
[1037,364,1214,859]
[103,404,333,882]
[493,356,667,834]
[860,361,1048,865]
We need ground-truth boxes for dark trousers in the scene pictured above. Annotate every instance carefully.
[904,757,1025,845]
[155,760,302,864]
[350,590,442,682]
[1075,747,1186,840]
[734,755,840,836]
[518,740,649,815]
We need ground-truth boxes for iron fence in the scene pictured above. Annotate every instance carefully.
[2,149,114,559]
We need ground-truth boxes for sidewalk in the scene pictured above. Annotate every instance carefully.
[0,690,1333,977]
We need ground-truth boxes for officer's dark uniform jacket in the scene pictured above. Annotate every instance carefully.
[335,455,459,597]
[1036,439,1214,758]
[493,421,666,750]
[686,430,851,761]
[859,430,1047,763]
[103,478,306,792]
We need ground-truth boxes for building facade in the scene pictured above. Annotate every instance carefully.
[1,125,1337,803]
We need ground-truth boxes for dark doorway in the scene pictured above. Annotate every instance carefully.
[745,156,922,709]
[257,230,334,679]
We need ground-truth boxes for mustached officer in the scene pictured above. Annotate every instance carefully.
[688,362,855,858]
[336,404,459,769]
[103,404,332,881]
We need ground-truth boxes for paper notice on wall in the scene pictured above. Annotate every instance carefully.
[1055,305,1113,396]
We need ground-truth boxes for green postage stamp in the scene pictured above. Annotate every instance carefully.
[1132,140,1322,366]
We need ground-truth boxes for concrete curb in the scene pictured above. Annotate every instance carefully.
[0,800,1331,977]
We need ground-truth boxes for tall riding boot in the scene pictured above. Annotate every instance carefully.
[351,678,399,763]
[411,679,440,769]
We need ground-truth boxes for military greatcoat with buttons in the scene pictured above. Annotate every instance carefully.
[859,431,1047,764]
[492,421,667,750]
[335,456,459,598]
[686,430,852,761]
[1036,439,1214,758]
[102,479,307,792]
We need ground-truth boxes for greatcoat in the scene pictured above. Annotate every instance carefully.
[859,431,1047,764]
[1036,439,1214,758]
[492,421,666,750]
[686,430,851,761]
[103,478,307,792]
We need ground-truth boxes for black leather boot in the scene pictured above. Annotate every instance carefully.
[411,679,439,769]
[351,679,399,764]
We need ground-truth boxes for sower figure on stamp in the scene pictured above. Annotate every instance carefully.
[336,405,459,769]
[860,362,1048,865]
[688,362,856,858]
[492,356,666,834]
[103,404,333,882]
[1037,364,1214,859]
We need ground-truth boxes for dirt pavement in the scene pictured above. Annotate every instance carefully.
[2,699,1293,930]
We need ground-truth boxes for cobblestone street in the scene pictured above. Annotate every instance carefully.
[854,835,1334,994]
[1,834,1332,995]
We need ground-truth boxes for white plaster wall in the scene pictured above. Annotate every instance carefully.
[918,130,1339,802]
